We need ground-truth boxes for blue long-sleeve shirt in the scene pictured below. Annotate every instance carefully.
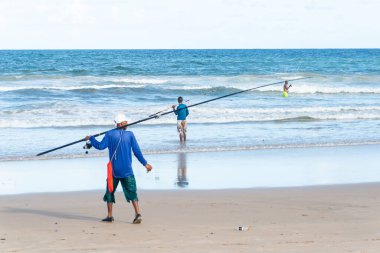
[90,129,147,178]
[174,104,189,120]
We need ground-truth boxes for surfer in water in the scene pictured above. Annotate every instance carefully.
[172,96,189,142]
[283,80,292,97]
[85,114,152,224]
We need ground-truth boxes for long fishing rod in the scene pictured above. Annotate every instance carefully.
[36,76,310,156]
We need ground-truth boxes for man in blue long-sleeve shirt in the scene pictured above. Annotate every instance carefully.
[85,114,152,224]
[172,96,189,142]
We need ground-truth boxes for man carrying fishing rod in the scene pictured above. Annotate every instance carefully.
[172,96,189,142]
[85,114,152,224]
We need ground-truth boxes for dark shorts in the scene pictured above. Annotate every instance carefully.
[103,176,138,203]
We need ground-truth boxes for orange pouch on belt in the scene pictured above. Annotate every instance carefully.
[107,161,114,193]
[107,133,122,193]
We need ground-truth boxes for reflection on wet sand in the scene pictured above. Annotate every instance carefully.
[175,147,189,188]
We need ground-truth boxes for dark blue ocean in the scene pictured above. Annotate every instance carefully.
[1,49,380,160]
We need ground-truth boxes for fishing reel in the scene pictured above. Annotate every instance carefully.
[83,141,92,149]
[83,141,92,154]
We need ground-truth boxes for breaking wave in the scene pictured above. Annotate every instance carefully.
[2,105,380,128]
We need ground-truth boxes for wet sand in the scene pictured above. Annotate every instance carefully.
[2,144,380,194]
[1,183,380,252]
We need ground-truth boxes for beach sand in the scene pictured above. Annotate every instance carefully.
[1,184,380,253]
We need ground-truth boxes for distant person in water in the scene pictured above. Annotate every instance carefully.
[172,96,189,142]
[85,114,152,224]
[283,81,292,97]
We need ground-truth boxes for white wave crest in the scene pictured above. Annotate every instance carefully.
[113,78,168,84]
[0,84,146,92]
[260,84,380,94]
[1,74,380,94]
[2,105,380,128]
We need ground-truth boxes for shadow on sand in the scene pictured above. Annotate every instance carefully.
[2,206,100,222]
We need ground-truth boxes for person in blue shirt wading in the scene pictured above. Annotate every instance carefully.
[172,96,189,142]
[85,114,152,224]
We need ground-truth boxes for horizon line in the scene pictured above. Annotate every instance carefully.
[0,48,379,51]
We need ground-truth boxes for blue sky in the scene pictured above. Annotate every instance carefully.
[0,0,379,49]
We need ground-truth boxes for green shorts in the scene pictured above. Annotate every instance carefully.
[103,176,138,203]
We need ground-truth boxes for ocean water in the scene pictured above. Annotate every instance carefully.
[1,49,380,161]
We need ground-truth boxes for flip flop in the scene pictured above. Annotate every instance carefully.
[133,214,142,224]
[101,216,114,222]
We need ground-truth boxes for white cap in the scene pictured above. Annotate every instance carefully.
[114,113,128,124]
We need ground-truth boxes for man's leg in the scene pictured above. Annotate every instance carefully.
[102,178,119,222]
[107,202,113,218]
[120,176,142,224]
[177,121,183,142]
[181,121,187,141]
[132,200,140,215]
[101,203,114,222]
[132,200,142,224]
